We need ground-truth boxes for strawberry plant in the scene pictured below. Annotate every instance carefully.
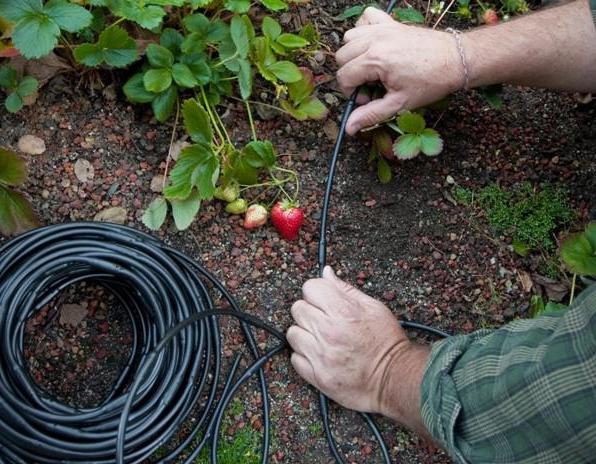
[0,65,38,113]
[1,0,329,234]
[0,148,39,236]
[366,111,444,184]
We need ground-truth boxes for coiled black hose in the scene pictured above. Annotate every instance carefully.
[0,222,286,464]
[0,2,449,462]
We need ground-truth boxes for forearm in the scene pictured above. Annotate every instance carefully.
[377,343,432,439]
[462,0,596,92]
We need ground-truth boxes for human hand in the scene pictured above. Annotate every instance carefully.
[335,7,462,134]
[287,267,429,433]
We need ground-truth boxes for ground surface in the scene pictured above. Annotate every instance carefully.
[1,3,595,463]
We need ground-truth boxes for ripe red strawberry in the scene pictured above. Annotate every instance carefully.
[482,9,499,25]
[271,201,304,240]
[243,204,268,229]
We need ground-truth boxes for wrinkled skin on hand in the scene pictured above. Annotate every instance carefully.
[335,7,461,134]
[287,266,410,413]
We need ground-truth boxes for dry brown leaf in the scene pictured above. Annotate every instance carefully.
[94,207,127,224]
[9,52,71,86]
[323,119,339,141]
[518,270,533,293]
[532,274,568,302]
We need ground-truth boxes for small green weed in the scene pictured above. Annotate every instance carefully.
[195,424,260,464]
[463,182,573,252]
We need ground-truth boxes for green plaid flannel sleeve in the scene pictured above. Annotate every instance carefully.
[420,283,596,463]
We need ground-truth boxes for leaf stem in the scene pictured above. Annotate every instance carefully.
[245,100,257,142]
[214,51,239,68]
[227,96,294,117]
[569,273,577,305]
[199,87,226,146]
[162,99,181,191]
[108,17,126,29]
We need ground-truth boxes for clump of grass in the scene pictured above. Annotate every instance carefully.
[455,182,573,251]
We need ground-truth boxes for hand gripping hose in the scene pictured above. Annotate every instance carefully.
[0,3,448,462]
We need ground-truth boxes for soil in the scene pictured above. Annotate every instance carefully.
[1,2,595,463]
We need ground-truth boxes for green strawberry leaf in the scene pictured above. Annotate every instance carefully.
[561,226,596,276]
[172,63,198,88]
[183,13,209,34]
[224,0,250,13]
[237,58,252,100]
[478,84,503,109]
[164,143,220,200]
[0,185,39,236]
[106,0,165,29]
[146,43,174,68]
[260,0,287,10]
[232,158,259,185]
[276,33,308,49]
[297,97,328,120]
[152,85,178,122]
[397,111,426,134]
[393,133,421,159]
[0,148,27,186]
[44,0,93,33]
[262,16,281,41]
[419,128,443,156]
[266,61,301,83]
[1,0,91,59]
[280,99,307,121]
[585,223,596,249]
[182,98,213,144]
[230,15,249,59]
[377,157,392,184]
[393,7,425,23]
[74,26,137,68]
[160,28,184,55]
[123,73,156,103]
[11,15,61,59]
[288,68,315,105]
[142,196,168,231]
[334,5,370,20]
[144,68,172,93]
[180,53,212,85]
[170,190,201,230]
[5,92,23,113]
[0,65,18,89]
[243,140,275,168]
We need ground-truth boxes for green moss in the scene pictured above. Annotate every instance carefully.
[475,182,573,251]
[194,425,261,464]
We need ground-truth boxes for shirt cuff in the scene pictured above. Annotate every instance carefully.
[420,330,492,464]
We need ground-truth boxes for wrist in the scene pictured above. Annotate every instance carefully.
[441,30,470,94]
[376,341,432,437]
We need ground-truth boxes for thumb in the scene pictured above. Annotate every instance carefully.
[323,266,361,296]
[346,92,403,135]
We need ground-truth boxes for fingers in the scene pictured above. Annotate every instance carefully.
[322,266,356,294]
[335,38,369,67]
[290,352,316,386]
[301,278,343,315]
[343,24,378,43]
[336,54,381,97]
[356,7,395,27]
[291,299,326,333]
[286,325,317,357]
[346,92,405,134]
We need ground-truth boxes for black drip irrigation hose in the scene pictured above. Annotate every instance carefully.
[0,3,449,462]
